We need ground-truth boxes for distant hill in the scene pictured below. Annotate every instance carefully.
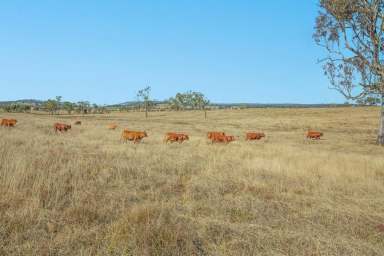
[0,99,351,109]
[0,99,44,106]
[108,100,166,107]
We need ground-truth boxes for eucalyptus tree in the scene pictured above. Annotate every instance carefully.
[314,0,384,144]
[137,86,152,118]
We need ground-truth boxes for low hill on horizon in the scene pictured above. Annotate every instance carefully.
[0,99,353,109]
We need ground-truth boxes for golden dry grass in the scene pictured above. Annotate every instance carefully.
[1,107,384,255]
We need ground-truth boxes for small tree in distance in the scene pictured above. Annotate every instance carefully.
[63,101,74,114]
[44,99,58,115]
[137,86,152,118]
[77,101,90,115]
[55,96,62,114]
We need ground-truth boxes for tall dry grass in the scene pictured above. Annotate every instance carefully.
[0,107,384,255]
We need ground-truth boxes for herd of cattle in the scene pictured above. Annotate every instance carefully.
[1,118,324,143]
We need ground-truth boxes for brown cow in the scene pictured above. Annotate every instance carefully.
[207,132,225,140]
[306,130,323,140]
[54,123,71,132]
[164,132,189,143]
[121,130,148,143]
[74,121,82,125]
[246,132,265,141]
[210,134,235,144]
[108,124,118,130]
[1,119,17,127]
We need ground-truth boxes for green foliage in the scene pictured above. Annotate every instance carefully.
[314,0,384,101]
[44,99,58,114]
[77,101,91,114]
[3,104,31,113]
[137,86,152,118]
[63,101,75,114]
[168,91,209,111]
[356,96,381,106]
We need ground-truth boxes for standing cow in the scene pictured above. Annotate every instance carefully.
[210,134,235,144]
[54,123,72,132]
[164,132,189,143]
[306,130,323,140]
[1,119,17,127]
[121,130,148,143]
[108,124,118,130]
[246,132,265,141]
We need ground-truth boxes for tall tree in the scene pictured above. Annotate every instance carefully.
[44,99,58,115]
[314,0,384,145]
[77,101,90,114]
[55,96,62,114]
[63,101,74,114]
[168,91,210,118]
[137,86,152,118]
[191,91,210,119]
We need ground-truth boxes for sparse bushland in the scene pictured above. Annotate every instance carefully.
[0,107,384,255]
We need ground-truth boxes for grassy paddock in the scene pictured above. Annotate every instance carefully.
[1,107,384,255]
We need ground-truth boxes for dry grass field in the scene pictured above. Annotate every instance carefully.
[1,107,384,255]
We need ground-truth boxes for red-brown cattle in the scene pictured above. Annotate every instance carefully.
[164,132,189,143]
[108,124,118,130]
[54,123,72,132]
[306,130,323,140]
[121,130,148,143]
[1,119,17,127]
[210,134,235,144]
[207,132,225,140]
[246,132,265,141]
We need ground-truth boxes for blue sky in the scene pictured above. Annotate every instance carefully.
[0,0,344,105]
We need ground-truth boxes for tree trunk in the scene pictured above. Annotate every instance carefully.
[145,102,148,118]
[204,109,207,119]
[378,94,384,145]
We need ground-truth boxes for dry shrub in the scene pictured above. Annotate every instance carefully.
[105,204,206,256]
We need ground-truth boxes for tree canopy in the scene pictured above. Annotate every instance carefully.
[314,0,384,100]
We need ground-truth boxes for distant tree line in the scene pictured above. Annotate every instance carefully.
[133,86,210,119]
[2,104,32,113]
[43,97,107,115]
[1,89,211,118]
[0,96,107,115]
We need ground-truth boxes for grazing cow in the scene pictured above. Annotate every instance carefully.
[74,121,82,125]
[164,132,189,143]
[246,132,265,141]
[108,124,118,130]
[207,132,225,140]
[54,123,71,132]
[210,134,235,144]
[306,130,323,140]
[1,119,17,127]
[121,130,148,143]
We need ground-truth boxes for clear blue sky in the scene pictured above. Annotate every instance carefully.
[0,0,344,105]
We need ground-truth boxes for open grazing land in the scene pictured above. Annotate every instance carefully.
[1,107,384,256]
